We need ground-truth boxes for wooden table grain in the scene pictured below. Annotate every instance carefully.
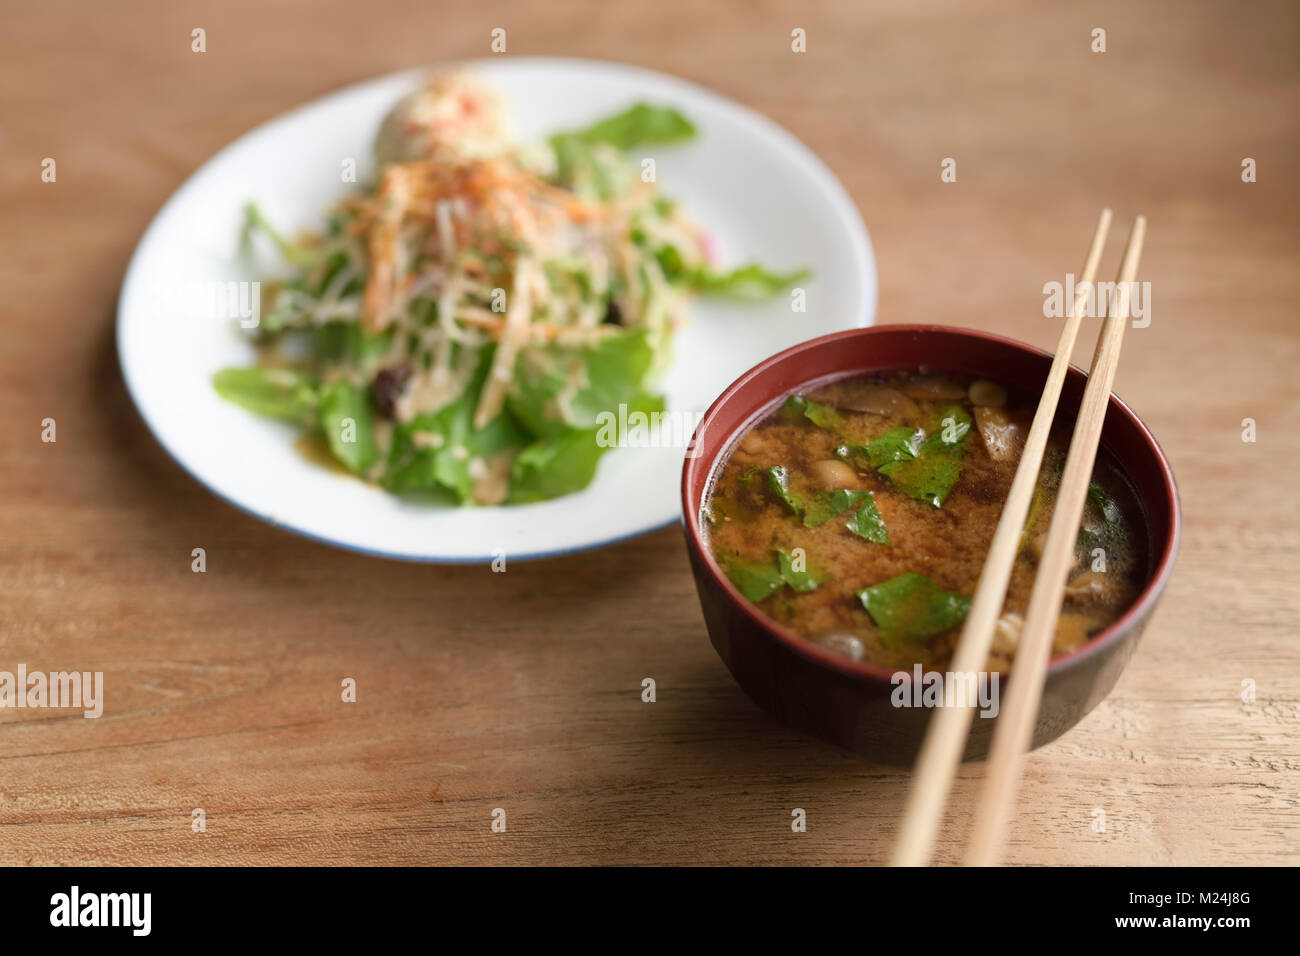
[1,0,1296,866]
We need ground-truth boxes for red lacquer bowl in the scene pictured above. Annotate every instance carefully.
[681,325,1180,764]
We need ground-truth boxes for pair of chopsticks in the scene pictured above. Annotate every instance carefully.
[891,209,1147,867]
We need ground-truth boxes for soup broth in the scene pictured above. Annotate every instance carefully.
[702,370,1147,672]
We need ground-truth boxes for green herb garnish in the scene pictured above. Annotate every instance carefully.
[877,406,972,507]
[781,394,845,431]
[803,488,870,527]
[766,465,803,515]
[723,557,786,603]
[775,548,830,592]
[864,427,924,468]
[856,573,971,645]
[724,547,830,602]
[1077,482,1128,552]
[845,493,891,545]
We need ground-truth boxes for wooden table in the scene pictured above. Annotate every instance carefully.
[2,0,1296,865]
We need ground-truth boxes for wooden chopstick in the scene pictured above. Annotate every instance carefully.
[890,209,1114,867]
[964,215,1148,865]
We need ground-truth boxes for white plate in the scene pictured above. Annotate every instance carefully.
[117,57,875,563]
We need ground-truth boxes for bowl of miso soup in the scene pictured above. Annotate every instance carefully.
[681,325,1179,763]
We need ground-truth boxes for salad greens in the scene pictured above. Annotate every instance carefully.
[319,381,380,474]
[693,263,813,300]
[507,329,663,438]
[213,367,319,427]
[216,75,808,506]
[551,104,695,160]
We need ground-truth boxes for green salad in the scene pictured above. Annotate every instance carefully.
[216,70,807,505]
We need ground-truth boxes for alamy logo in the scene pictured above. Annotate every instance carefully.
[50,886,151,936]
[890,665,1000,718]
[148,279,260,328]
[0,665,103,718]
[594,403,706,456]
[1042,273,1151,327]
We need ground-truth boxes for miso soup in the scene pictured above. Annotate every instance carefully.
[701,370,1147,672]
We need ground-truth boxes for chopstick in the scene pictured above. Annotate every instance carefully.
[890,210,1114,867]
[964,214,1147,865]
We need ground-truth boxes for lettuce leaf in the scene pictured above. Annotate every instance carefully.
[319,381,380,474]
[313,323,393,366]
[507,428,607,503]
[383,347,527,501]
[692,263,811,300]
[554,103,696,150]
[240,202,320,268]
[549,104,695,199]
[213,367,319,427]
[508,329,663,439]
[549,138,633,200]
[385,404,527,501]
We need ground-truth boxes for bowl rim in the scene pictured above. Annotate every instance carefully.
[681,323,1182,685]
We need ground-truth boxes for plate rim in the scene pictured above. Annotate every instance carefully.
[115,55,877,564]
